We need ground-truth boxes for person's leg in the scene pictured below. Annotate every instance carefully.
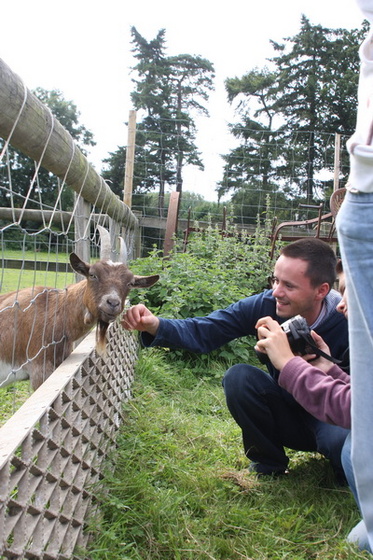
[305,416,349,484]
[341,433,358,503]
[342,433,372,552]
[347,520,371,552]
[337,191,373,551]
[222,364,319,475]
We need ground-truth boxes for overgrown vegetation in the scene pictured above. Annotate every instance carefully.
[129,205,276,374]
[85,221,365,559]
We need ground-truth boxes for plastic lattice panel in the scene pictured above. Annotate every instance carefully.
[0,321,139,559]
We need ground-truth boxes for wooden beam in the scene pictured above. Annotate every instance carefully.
[0,206,71,225]
[1,259,72,272]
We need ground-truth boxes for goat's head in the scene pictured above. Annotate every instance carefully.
[69,253,159,353]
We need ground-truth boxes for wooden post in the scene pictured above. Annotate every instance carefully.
[74,196,91,280]
[333,133,341,191]
[163,192,180,258]
[123,110,136,208]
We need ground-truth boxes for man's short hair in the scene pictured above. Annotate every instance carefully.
[336,258,343,275]
[280,238,337,289]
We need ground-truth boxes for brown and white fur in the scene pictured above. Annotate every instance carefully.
[0,242,158,390]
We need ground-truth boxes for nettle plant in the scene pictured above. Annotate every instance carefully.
[130,205,276,375]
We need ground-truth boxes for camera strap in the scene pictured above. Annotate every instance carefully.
[301,334,342,365]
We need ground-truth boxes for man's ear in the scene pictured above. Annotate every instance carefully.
[316,282,331,300]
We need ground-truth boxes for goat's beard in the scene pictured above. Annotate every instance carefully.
[96,319,109,356]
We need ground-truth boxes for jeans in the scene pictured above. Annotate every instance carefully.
[342,433,372,552]
[337,190,373,552]
[222,363,349,478]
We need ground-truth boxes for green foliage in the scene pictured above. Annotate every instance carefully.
[33,88,96,151]
[0,87,95,212]
[121,27,215,214]
[268,18,364,200]
[86,349,364,559]
[0,382,31,427]
[178,191,220,219]
[129,205,274,373]
[220,18,366,205]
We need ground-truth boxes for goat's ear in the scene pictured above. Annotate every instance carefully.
[131,274,159,289]
[69,253,90,277]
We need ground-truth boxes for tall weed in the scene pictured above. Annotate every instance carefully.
[129,206,275,374]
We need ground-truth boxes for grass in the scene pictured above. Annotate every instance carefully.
[1,268,75,292]
[85,348,368,560]
[1,249,75,292]
[0,381,31,426]
[2,249,69,260]
[0,248,367,558]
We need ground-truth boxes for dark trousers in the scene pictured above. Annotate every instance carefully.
[222,363,349,478]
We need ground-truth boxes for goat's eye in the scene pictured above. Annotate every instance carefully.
[89,273,97,280]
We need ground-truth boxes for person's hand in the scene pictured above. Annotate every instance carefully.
[121,304,160,336]
[302,331,333,373]
[255,316,295,370]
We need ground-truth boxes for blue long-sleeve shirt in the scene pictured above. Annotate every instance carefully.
[141,289,349,380]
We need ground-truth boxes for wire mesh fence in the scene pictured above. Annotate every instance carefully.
[0,57,143,558]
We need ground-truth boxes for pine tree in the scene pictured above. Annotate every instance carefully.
[270,16,364,199]
[128,27,214,216]
[221,17,365,204]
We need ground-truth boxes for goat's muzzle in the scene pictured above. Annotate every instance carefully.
[98,292,123,323]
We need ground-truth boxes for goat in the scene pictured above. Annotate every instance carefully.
[0,230,159,390]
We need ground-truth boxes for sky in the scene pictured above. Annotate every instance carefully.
[1,0,365,201]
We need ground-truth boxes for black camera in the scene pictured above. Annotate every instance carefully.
[255,315,315,365]
[280,315,315,355]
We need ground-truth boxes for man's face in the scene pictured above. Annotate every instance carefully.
[272,255,328,323]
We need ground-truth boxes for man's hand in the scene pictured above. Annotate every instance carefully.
[121,304,160,336]
[255,316,295,370]
[255,317,334,373]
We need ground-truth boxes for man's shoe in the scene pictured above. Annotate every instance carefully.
[248,462,289,477]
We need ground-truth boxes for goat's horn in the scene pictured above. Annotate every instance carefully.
[118,237,128,264]
[97,225,111,260]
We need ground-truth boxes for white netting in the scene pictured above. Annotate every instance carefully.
[0,57,141,559]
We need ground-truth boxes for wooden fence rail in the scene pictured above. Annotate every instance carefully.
[0,58,137,232]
